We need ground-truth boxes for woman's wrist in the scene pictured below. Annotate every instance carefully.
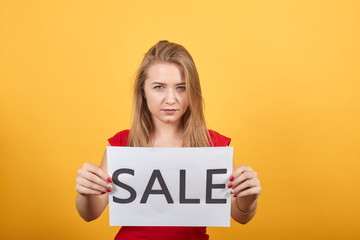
[235,198,257,215]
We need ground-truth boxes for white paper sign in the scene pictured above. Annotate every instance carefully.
[107,146,233,227]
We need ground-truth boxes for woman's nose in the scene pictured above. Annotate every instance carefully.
[165,89,176,104]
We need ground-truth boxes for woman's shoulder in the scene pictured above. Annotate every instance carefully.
[208,129,231,147]
[108,129,130,146]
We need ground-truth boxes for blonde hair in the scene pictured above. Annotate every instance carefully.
[127,40,211,147]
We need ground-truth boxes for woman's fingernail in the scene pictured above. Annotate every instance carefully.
[229,176,234,181]
[227,183,232,188]
[106,188,112,192]
[107,177,112,183]
[231,189,234,194]
[107,184,113,189]
[233,194,237,198]
[101,192,106,194]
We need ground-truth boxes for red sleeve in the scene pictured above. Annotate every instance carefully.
[208,130,231,147]
[108,130,130,147]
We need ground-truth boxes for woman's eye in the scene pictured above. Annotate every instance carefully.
[177,86,186,91]
[154,85,163,89]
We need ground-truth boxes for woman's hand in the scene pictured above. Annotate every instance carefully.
[229,165,261,203]
[76,163,112,195]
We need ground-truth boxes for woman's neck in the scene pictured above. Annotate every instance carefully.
[151,121,184,147]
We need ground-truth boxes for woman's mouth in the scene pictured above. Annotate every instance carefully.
[162,109,177,114]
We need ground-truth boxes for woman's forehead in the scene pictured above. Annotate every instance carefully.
[146,63,185,83]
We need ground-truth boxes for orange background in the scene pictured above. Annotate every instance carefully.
[1,0,359,239]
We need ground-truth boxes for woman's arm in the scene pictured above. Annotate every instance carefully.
[229,164,261,224]
[75,149,111,221]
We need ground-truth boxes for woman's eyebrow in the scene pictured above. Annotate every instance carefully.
[151,82,165,85]
[151,82,185,85]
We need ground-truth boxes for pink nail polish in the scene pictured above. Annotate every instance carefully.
[107,177,112,183]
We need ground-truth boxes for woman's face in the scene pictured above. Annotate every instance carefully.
[143,62,189,128]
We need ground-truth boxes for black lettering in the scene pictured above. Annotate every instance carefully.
[140,170,174,204]
[179,169,200,204]
[206,169,227,204]
[112,168,136,204]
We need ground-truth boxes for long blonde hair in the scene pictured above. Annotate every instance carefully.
[127,40,212,147]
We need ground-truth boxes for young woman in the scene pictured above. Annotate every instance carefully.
[75,40,261,240]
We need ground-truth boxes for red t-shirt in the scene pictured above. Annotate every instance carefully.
[108,129,231,240]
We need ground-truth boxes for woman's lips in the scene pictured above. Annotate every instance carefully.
[162,109,177,114]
